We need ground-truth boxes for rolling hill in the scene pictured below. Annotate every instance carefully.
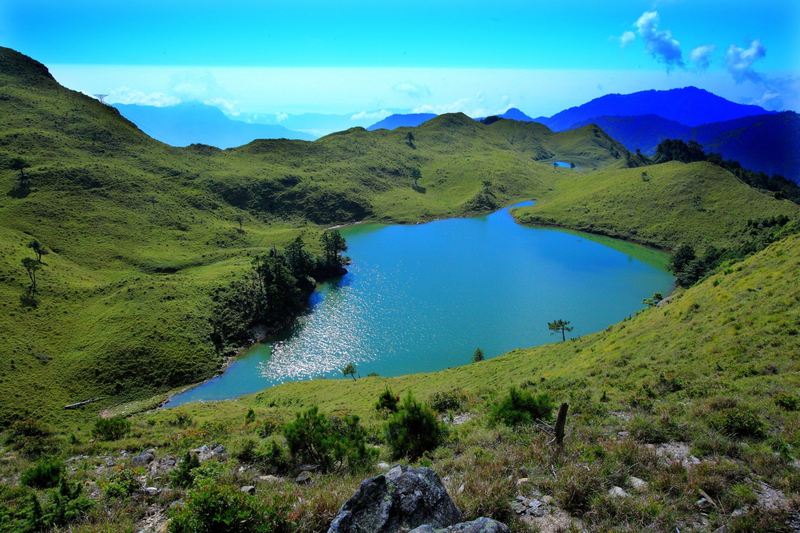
[0,46,634,424]
[366,113,437,131]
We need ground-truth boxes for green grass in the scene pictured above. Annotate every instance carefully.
[513,161,800,252]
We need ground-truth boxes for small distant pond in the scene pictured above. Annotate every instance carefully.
[553,161,580,168]
[166,202,673,407]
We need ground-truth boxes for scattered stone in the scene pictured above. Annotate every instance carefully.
[377,462,391,470]
[517,477,529,486]
[542,495,553,505]
[258,475,282,484]
[409,517,511,533]
[296,471,312,484]
[132,452,155,466]
[106,460,116,467]
[731,508,746,518]
[457,484,465,495]
[696,498,712,510]
[608,486,630,498]
[617,431,629,438]
[627,476,649,493]
[144,487,160,496]
[241,486,256,494]
[327,465,461,533]
[293,464,321,477]
[689,455,701,464]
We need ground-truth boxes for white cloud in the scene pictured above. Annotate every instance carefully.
[350,109,392,121]
[393,81,431,98]
[620,31,636,48]
[725,39,766,83]
[635,11,683,70]
[105,86,180,107]
[275,112,288,122]
[412,96,513,118]
[689,44,716,70]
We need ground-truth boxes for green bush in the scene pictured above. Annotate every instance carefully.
[170,451,201,488]
[384,392,447,460]
[775,391,799,411]
[169,484,292,533]
[375,387,400,413]
[5,418,52,458]
[44,477,94,528]
[490,387,553,426]
[92,416,131,441]
[429,389,468,413]
[723,409,764,439]
[103,468,141,498]
[259,438,290,474]
[283,406,376,472]
[20,459,62,489]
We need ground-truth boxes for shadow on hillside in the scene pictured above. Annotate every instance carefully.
[7,186,31,199]
[412,184,427,194]
[19,293,39,308]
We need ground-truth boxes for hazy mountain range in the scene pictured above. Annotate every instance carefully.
[113,102,316,148]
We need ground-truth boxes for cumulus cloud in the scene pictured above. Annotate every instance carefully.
[105,86,180,107]
[620,31,636,48]
[689,44,716,70]
[635,11,684,70]
[275,112,288,122]
[412,96,513,118]
[393,82,431,98]
[725,39,766,83]
[350,109,392,121]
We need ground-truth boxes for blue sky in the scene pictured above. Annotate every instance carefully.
[2,0,799,123]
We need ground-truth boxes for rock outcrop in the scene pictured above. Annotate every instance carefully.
[328,465,461,533]
[328,465,510,533]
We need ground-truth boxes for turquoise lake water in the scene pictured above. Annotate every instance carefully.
[166,203,673,407]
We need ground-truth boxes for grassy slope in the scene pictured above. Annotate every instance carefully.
[512,161,800,252]
[0,47,629,426]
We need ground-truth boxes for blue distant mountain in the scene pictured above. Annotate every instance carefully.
[571,112,800,183]
[113,102,316,148]
[538,87,774,131]
[367,113,437,131]
[498,108,535,122]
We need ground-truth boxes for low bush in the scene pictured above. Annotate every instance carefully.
[169,484,293,533]
[375,387,400,413]
[103,468,141,498]
[774,391,799,411]
[283,406,376,472]
[722,409,764,439]
[20,459,62,489]
[92,416,131,441]
[170,451,201,488]
[44,477,94,528]
[5,418,52,458]
[490,387,553,426]
[429,389,469,413]
[384,392,447,460]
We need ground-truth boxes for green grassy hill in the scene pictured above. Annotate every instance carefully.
[0,47,635,426]
[512,161,800,252]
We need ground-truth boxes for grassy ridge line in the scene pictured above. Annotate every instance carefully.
[512,161,800,252]
[163,231,800,427]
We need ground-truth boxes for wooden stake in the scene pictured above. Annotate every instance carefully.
[555,402,568,445]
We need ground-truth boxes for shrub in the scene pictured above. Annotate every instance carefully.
[45,476,94,527]
[384,392,447,460]
[375,387,400,413]
[722,409,764,439]
[169,484,292,533]
[245,408,256,424]
[429,389,469,413]
[283,406,376,472]
[170,451,201,488]
[490,387,553,426]
[6,418,52,458]
[259,438,290,474]
[103,468,141,498]
[775,392,799,411]
[21,459,62,489]
[92,416,131,441]
[259,416,283,437]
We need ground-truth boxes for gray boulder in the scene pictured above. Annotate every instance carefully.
[131,452,155,466]
[327,465,462,533]
[410,517,511,533]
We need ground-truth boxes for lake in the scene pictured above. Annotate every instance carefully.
[166,202,673,407]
